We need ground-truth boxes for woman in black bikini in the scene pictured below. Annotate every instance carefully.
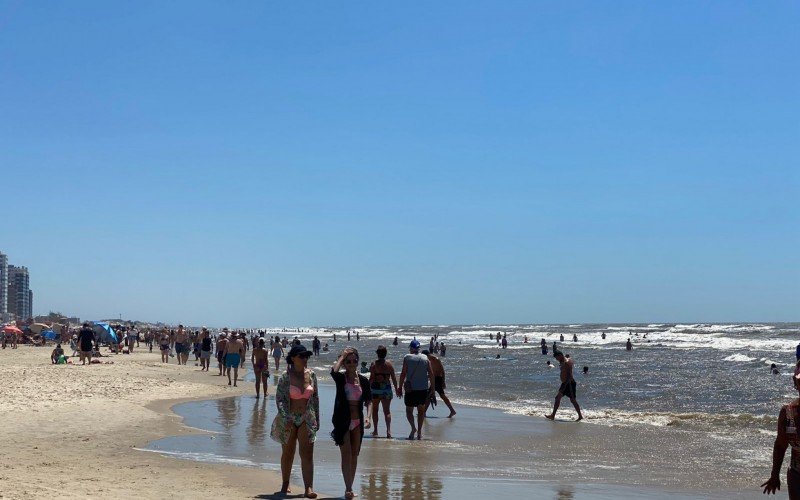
[763,361,800,498]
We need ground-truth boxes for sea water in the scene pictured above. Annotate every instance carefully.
[144,323,797,498]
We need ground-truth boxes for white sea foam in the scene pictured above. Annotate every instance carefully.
[723,354,756,362]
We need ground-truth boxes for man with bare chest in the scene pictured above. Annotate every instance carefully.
[545,349,583,422]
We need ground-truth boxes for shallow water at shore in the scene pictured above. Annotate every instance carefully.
[145,383,760,499]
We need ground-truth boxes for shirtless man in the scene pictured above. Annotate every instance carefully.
[545,350,583,421]
[251,338,270,397]
[216,332,229,376]
[175,325,189,365]
[422,350,456,418]
[224,331,245,386]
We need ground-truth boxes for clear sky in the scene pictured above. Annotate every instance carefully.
[1,1,797,326]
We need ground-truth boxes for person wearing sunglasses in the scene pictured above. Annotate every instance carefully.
[270,344,319,498]
[331,347,372,499]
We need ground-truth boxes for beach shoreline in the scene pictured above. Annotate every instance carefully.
[0,345,320,499]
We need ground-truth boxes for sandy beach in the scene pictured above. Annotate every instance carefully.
[0,345,315,500]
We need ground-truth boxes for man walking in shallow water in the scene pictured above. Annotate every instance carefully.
[545,349,583,422]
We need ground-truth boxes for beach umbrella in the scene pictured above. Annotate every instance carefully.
[42,330,59,341]
[92,322,118,344]
[2,325,23,335]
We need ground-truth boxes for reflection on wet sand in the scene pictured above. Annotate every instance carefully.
[360,470,443,500]
[216,397,239,448]
[248,397,268,447]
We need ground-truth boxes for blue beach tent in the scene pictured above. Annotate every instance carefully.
[92,322,118,344]
[42,330,59,341]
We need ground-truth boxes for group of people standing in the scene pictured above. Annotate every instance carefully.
[268,339,456,499]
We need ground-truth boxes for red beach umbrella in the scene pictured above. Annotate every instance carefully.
[2,325,23,335]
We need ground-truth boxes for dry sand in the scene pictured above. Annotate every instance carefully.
[0,345,324,499]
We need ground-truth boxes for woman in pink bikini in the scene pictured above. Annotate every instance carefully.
[763,361,800,498]
[270,344,319,498]
[331,347,372,499]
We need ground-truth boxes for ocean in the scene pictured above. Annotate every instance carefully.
[143,323,798,498]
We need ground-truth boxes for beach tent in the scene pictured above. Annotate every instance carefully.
[42,330,59,341]
[29,323,51,335]
[92,322,118,344]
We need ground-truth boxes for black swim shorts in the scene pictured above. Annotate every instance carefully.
[404,389,428,407]
[558,380,577,399]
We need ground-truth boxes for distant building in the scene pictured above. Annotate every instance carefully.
[0,252,7,322]
[8,265,32,321]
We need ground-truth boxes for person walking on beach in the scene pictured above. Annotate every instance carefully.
[216,332,228,375]
[224,332,245,387]
[252,338,270,397]
[159,331,170,363]
[77,323,95,365]
[422,350,457,418]
[398,340,435,440]
[369,345,398,438]
[762,361,800,498]
[199,328,212,371]
[270,344,319,498]
[174,325,188,365]
[545,349,583,422]
[272,337,285,371]
[331,348,372,499]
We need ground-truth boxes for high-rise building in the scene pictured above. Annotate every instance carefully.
[0,252,7,322]
[8,265,31,321]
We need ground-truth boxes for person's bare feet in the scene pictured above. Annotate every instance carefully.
[416,431,422,440]
[448,410,457,418]
[304,486,317,498]
[345,491,356,499]
[386,433,392,439]
[576,416,583,421]
[408,430,416,440]
[544,413,555,420]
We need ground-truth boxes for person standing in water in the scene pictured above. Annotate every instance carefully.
[398,340,435,440]
[252,338,270,397]
[272,336,285,371]
[271,344,319,498]
[422,350,456,418]
[763,362,800,497]
[626,338,633,351]
[545,349,583,422]
[331,347,372,499]
[369,345,398,438]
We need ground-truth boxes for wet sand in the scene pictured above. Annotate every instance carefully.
[145,380,758,499]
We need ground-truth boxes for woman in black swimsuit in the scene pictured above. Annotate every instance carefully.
[763,361,800,498]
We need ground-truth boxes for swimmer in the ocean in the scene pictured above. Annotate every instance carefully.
[496,354,501,359]
[772,364,781,375]
[546,361,553,368]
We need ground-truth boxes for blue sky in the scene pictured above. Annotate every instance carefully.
[1,1,797,326]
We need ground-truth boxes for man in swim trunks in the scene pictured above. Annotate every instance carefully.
[545,349,583,422]
[251,338,270,397]
[398,340,435,440]
[216,332,228,376]
[174,324,189,365]
[224,330,245,387]
[369,345,398,438]
[199,328,213,371]
[422,350,456,418]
